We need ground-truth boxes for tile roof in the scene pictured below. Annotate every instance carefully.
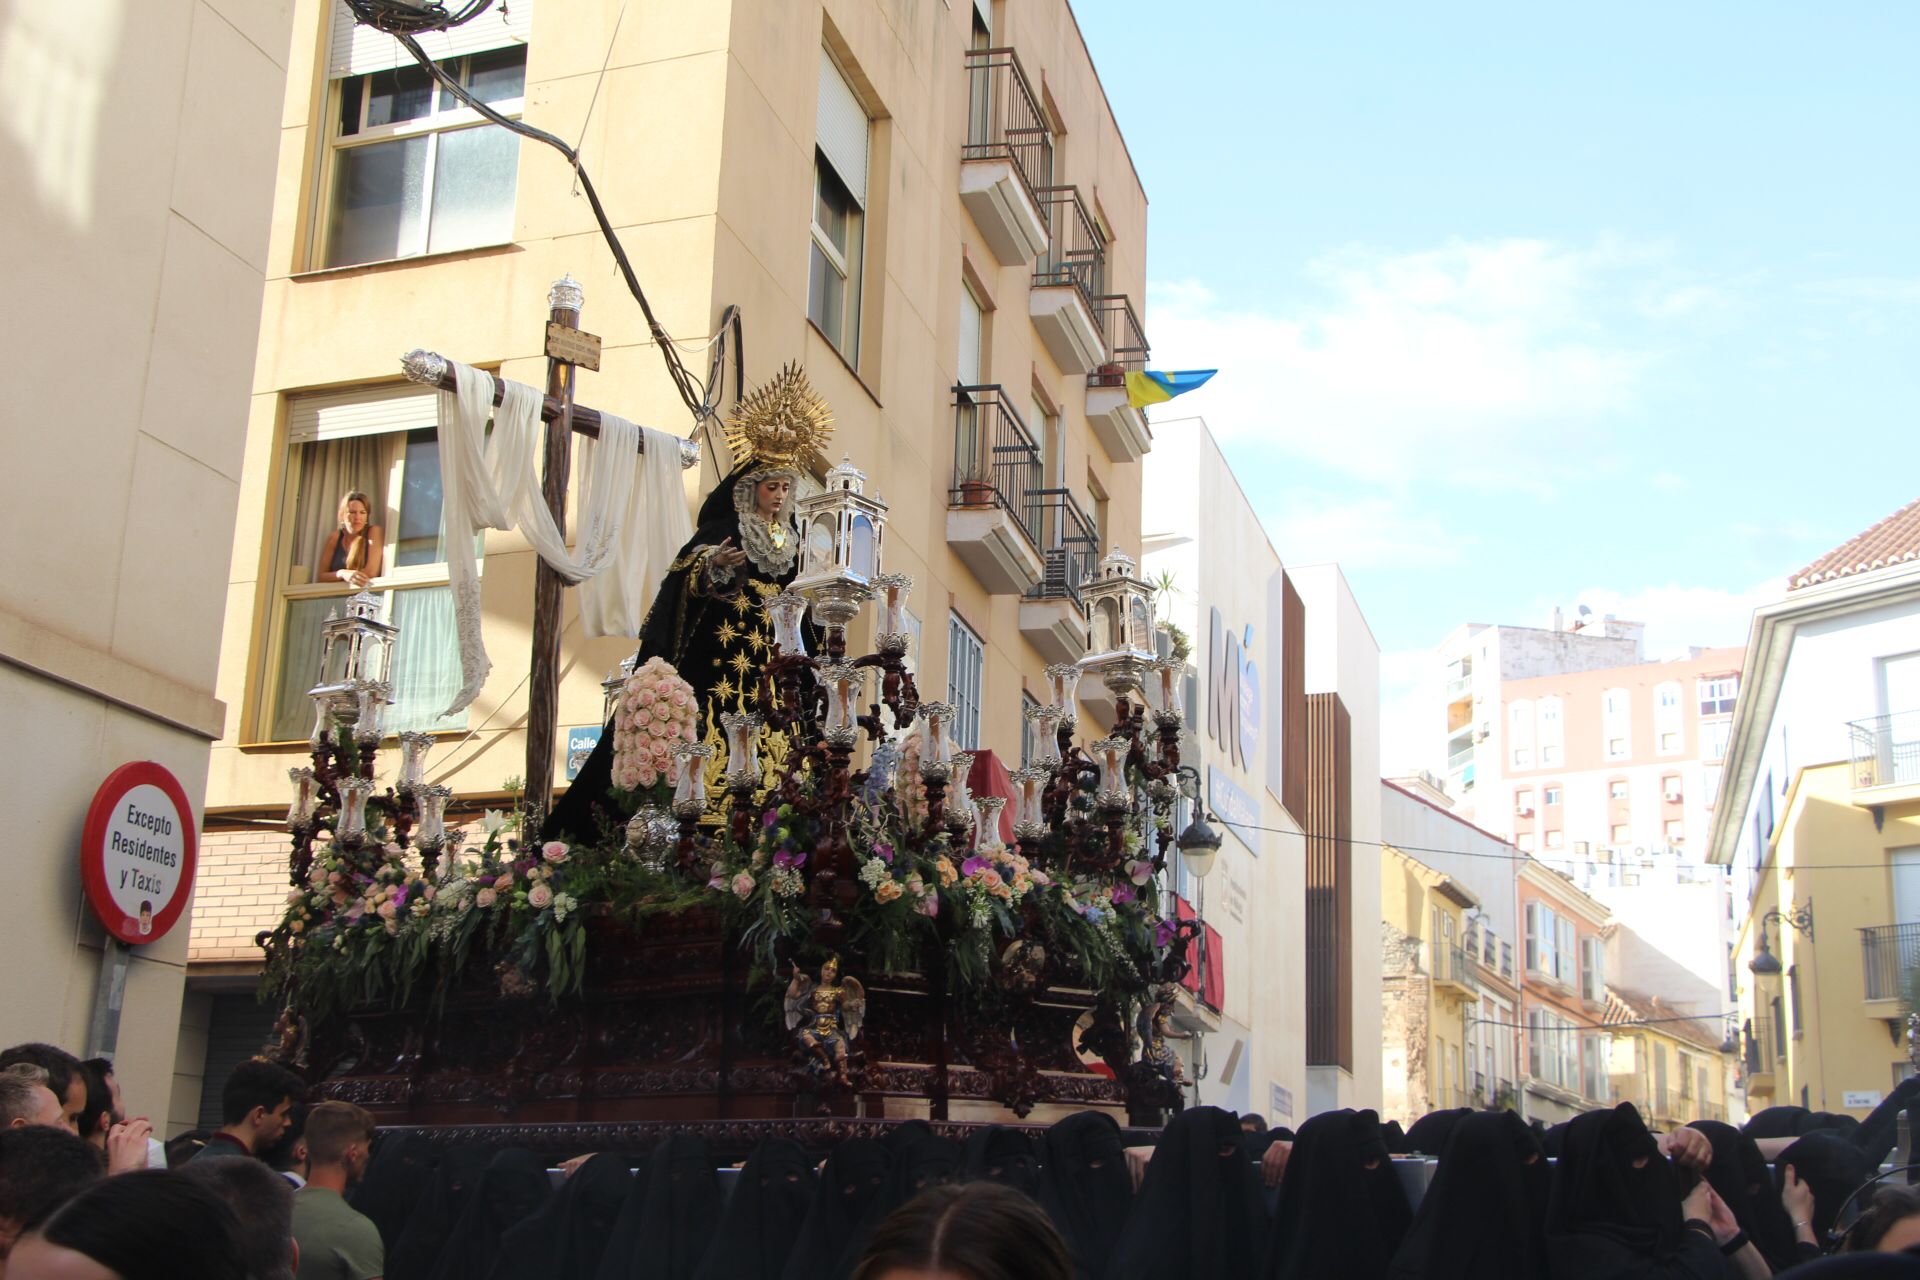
[1791,497,1920,591]
[1604,986,1727,1054]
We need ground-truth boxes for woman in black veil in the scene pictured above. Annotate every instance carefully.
[548,365,832,844]
[1035,1110,1133,1280]
[1388,1110,1549,1280]
[1107,1106,1265,1280]
[1262,1108,1412,1280]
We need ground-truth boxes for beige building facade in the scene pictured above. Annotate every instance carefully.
[0,1,294,1133]
[187,0,1153,1121]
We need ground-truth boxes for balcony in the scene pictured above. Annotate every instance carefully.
[1849,711,1920,801]
[1029,186,1108,375]
[1433,944,1480,1003]
[1862,922,1920,1002]
[947,386,1045,596]
[960,48,1052,266]
[1085,295,1152,461]
[1019,488,1097,664]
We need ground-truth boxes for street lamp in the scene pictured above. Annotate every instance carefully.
[342,0,497,35]
[1747,900,1814,976]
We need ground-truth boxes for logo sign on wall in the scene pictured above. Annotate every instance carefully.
[81,762,198,946]
[1208,608,1260,773]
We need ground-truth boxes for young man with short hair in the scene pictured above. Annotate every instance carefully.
[190,1058,308,1164]
[180,1153,301,1280]
[0,1124,103,1269]
[291,1101,382,1280]
[0,1065,66,1130]
[0,1044,85,1134]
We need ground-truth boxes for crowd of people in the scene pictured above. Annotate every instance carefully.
[7,1037,1920,1280]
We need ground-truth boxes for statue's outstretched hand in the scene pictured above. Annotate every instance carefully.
[712,537,747,570]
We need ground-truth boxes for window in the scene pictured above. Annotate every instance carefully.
[1583,1033,1611,1102]
[1610,780,1630,801]
[1512,747,1533,769]
[1611,824,1631,843]
[1664,819,1685,842]
[1580,935,1605,1003]
[1501,941,1514,979]
[1542,744,1563,766]
[1659,731,1680,753]
[322,48,527,268]
[810,49,870,363]
[1544,786,1563,806]
[1702,720,1731,761]
[1658,684,1679,710]
[1607,737,1627,758]
[1518,833,1535,852]
[946,613,984,750]
[1662,775,1683,803]
[1699,676,1739,717]
[1516,789,1535,816]
[1602,687,1631,759]
[1654,1042,1669,1113]
[1545,829,1564,849]
[263,385,473,741]
[1555,916,1577,986]
[1788,965,1803,1038]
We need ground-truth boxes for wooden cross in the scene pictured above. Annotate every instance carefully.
[404,276,698,821]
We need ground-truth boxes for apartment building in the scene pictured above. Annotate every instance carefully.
[1517,858,1613,1124]
[0,1,293,1131]
[1604,986,1733,1128]
[183,0,1152,1130]
[1710,498,1920,1118]
[1380,778,1525,1118]
[1143,417,1384,1125]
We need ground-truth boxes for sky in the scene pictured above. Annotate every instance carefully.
[1075,2,1920,773]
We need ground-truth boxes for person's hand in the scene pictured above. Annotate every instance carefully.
[711,538,747,571]
[1781,1164,1817,1237]
[1658,1127,1711,1174]
[557,1153,595,1178]
[1123,1145,1155,1192]
[338,568,369,589]
[1702,1184,1741,1246]
[106,1118,154,1174]
[1261,1139,1293,1188]
[1681,1178,1716,1229]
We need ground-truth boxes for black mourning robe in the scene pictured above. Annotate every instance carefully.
[547,459,800,844]
[1107,1106,1265,1280]
[1544,1103,1725,1280]
[779,1138,891,1280]
[488,1152,632,1280]
[695,1138,816,1280]
[1383,1119,1410,1156]
[598,1135,720,1280]
[352,1132,439,1255]
[886,1130,962,1210]
[1389,1110,1550,1280]
[1036,1111,1133,1280]
[428,1149,553,1280]
[387,1143,491,1280]
[1777,1131,1876,1247]
[1263,1108,1412,1280]
[964,1125,1041,1199]
[1689,1119,1801,1272]
[1853,1078,1920,1167]
[1403,1108,1472,1157]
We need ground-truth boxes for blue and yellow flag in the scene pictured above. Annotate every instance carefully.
[1124,368,1217,409]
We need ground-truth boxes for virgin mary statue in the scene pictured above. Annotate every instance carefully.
[545,364,833,843]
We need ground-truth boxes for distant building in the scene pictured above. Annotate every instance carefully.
[1379,843,1483,1124]
[1604,985,1734,1128]
[1144,417,1383,1124]
[1516,858,1613,1125]
[1709,498,1920,1118]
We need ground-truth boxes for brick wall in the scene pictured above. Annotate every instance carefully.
[189,828,294,966]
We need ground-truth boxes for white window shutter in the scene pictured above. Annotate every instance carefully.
[288,383,440,444]
[816,48,870,206]
[329,0,534,79]
[973,0,993,34]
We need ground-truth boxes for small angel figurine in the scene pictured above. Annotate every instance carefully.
[785,955,867,1088]
[1137,985,1190,1088]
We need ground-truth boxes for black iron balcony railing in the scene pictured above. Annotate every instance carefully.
[1849,711,1920,789]
[1089,295,1148,387]
[951,384,1042,546]
[1742,1015,1777,1077]
[1862,921,1920,1001]
[962,48,1053,223]
[1032,185,1107,307]
[1024,487,1098,603]
[1435,943,1481,993]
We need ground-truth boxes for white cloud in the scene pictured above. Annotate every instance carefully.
[1144,237,1661,493]
[1531,579,1782,661]
[1378,647,1441,777]
[1256,491,1465,571]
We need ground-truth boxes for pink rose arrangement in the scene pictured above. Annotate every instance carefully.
[611,657,698,792]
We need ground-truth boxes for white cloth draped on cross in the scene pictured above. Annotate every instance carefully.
[436,360,692,716]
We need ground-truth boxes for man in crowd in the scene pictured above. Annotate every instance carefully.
[290,1101,382,1280]
[190,1058,307,1165]
[180,1154,301,1280]
[0,1045,84,1134]
[0,1124,103,1273]
[0,1066,66,1131]
[263,1104,311,1189]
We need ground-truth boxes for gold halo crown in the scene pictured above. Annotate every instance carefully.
[725,362,834,470]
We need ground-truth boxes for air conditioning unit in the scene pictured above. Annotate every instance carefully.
[1476,729,1490,742]
[1518,805,1535,817]
[1574,841,1590,856]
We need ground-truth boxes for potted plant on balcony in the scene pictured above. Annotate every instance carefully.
[957,470,996,507]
